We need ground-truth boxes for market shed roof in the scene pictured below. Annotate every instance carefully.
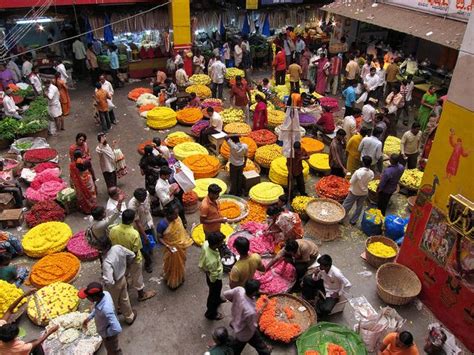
[321,1,467,50]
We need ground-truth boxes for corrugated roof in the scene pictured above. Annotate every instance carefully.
[321,1,467,50]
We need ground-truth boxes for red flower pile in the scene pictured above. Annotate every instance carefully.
[248,129,277,146]
[25,200,65,227]
[25,169,66,202]
[23,148,58,164]
[315,175,350,201]
[33,162,59,173]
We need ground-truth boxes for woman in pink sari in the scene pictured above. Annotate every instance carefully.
[315,53,330,95]
[69,150,97,214]
[253,94,268,130]
[300,47,311,81]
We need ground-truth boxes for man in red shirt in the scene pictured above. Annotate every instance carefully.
[316,106,335,134]
[287,141,309,196]
[230,76,251,123]
[272,47,287,85]
[328,54,342,95]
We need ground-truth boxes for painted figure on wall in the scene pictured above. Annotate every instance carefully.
[420,209,456,265]
[447,236,474,292]
[446,129,470,182]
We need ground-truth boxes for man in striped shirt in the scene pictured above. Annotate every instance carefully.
[328,54,342,95]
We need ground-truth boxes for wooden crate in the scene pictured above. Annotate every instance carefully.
[0,209,24,228]
[0,193,15,212]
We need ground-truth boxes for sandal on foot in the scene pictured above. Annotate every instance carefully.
[138,290,156,302]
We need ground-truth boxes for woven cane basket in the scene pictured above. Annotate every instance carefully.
[365,236,399,268]
[376,262,421,305]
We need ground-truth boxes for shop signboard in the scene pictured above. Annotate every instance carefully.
[261,0,304,4]
[384,0,471,22]
[247,0,259,9]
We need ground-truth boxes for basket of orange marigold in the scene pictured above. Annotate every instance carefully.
[176,107,204,125]
[183,154,221,179]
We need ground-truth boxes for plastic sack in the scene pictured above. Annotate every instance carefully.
[172,162,195,192]
[10,137,50,154]
[142,232,156,253]
[384,215,408,241]
[361,209,383,236]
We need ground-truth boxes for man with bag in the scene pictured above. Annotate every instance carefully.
[155,166,187,226]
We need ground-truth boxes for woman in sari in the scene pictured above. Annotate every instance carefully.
[417,86,437,131]
[69,150,97,214]
[156,206,193,289]
[315,53,330,95]
[53,72,70,118]
[253,94,268,130]
[68,133,96,180]
[300,47,311,81]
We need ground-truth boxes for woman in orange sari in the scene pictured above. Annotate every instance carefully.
[156,206,193,289]
[69,150,97,214]
[53,72,71,118]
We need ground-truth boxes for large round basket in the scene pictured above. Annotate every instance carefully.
[365,236,399,268]
[184,202,199,214]
[218,195,249,222]
[376,263,421,305]
[305,198,346,225]
[261,293,317,343]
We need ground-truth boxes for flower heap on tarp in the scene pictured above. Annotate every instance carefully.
[0,280,25,318]
[128,87,152,101]
[220,136,257,160]
[400,169,424,189]
[201,98,223,112]
[66,231,100,261]
[22,222,72,258]
[224,122,251,135]
[173,142,208,161]
[25,200,65,228]
[147,107,177,130]
[30,252,80,288]
[186,84,211,99]
[308,153,330,171]
[240,201,267,224]
[33,162,59,173]
[23,148,58,164]
[136,93,158,107]
[176,107,204,125]
[25,169,67,203]
[183,154,220,179]
[225,68,245,80]
[249,182,284,205]
[192,223,234,246]
[248,129,277,146]
[254,260,297,295]
[301,137,325,155]
[299,112,317,126]
[383,136,401,155]
[193,178,227,199]
[165,132,194,147]
[255,144,283,168]
[190,120,210,137]
[27,282,79,326]
[189,74,211,85]
[315,175,350,201]
[267,109,286,128]
[222,108,245,124]
[269,156,310,186]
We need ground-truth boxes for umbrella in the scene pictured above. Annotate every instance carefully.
[84,16,94,44]
[103,14,114,44]
[261,14,271,37]
[219,15,225,37]
[241,13,250,35]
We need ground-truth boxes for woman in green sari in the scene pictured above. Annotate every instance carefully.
[417,86,437,130]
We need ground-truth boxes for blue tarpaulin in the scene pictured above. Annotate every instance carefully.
[219,15,225,37]
[241,13,250,35]
[104,15,114,44]
[84,17,94,43]
[261,14,270,36]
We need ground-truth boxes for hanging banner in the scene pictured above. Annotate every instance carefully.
[385,0,471,22]
[246,0,258,9]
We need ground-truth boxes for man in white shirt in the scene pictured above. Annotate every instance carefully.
[72,38,87,79]
[155,166,178,209]
[7,58,21,83]
[302,254,351,315]
[54,59,69,83]
[43,80,62,135]
[99,75,116,124]
[226,136,248,197]
[358,126,383,172]
[400,122,422,169]
[2,89,22,119]
[152,137,170,160]
[209,56,226,100]
[363,67,380,101]
[95,132,117,189]
[28,66,43,96]
[234,41,243,68]
[106,187,126,217]
[342,156,374,225]
[175,63,189,89]
[342,108,361,140]
[361,99,377,129]
[21,55,33,79]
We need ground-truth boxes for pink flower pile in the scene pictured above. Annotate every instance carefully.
[319,97,339,112]
[227,229,276,256]
[254,259,296,294]
[241,222,267,234]
[67,230,99,261]
[33,162,59,173]
[191,120,209,137]
[25,168,66,202]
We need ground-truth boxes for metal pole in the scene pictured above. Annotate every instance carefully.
[287,106,295,201]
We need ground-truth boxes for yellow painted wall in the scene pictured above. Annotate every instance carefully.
[422,100,474,212]
[169,0,191,47]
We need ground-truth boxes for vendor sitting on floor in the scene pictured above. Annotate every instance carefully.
[302,254,351,316]
[266,239,319,284]
[266,206,304,245]
[0,160,24,208]
[0,231,23,257]
[0,252,28,287]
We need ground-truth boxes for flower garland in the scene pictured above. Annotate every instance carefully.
[224,122,251,135]
[218,201,241,219]
[128,87,152,101]
[23,148,58,164]
[25,200,65,228]
[185,84,212,99]
[137,139,154,155]
[22,222,72,258]
[176,107,204,125]
[191,223,234,246]
[291,196,316,215]
[225,68,245,80]
[248,129,277,146]
[220,136,257,160]
[249,182,284,205]
[66,231,100,261]
[308,153,330,171]
[190,120,210,137]
[240,201,267,223]
[183,154,220,179]
[138,104,157,113]
[0,280,25,318]
[193,178,227,199]
[165,132,194,147]
[173,142,208,161]
[268,109,286,127]
[221,108,245,124]
[25,169,67,203]
[30,252,80,288]
[225,160,258,173]
[255,144,283,168]
[27,282,79,326]
[383,136,401,155]
[147,107,177,130]
[189,74,211,85]
[269,156,310,186]
[33,162,59,173]
[301,137,325,155]
[182,191,198,207]
[315,175,350,201]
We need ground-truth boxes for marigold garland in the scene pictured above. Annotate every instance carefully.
[240,200,267,223]
[173,142,208,161]
[224,122,251,135]
[268,109,286,127]
[220,136,257,160]
[138,104,157,113]
[248,129,277,146]
[189,74,211,85]
[176,107,204,125]
[222,108,245,124]
[0,280,25,318]
[27,282,79,326]
[225,68,245,80]
[315,175,350,201]
[308,153,330,171]
[225,160,259,173]
[191,223,234,246]
[146,107,177,130]
[182,191,198,206]
[185,84,212,99]
[128,87,152,101]
[183,154,221,179]
[255,144,283,168]
[218,201,241,219]
[164,132,194,147]
[301,137,325,155]
[193,178,227,199]
[269,156,310,186]
[137,139,154,155]
[291,196,316,215]
[30,252,80,288]
[22,222,73,258]
[249,182,284,205]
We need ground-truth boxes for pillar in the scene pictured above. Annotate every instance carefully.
[169,0,191,51]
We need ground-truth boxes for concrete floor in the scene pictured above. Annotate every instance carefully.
[8,76,466,354]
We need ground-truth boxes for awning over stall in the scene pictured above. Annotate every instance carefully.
[321,1,467,50]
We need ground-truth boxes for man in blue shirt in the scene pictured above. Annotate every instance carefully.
[342,81,357,117]
[108,45,122,88]
[80,282,123,354]
[377,154,405,215]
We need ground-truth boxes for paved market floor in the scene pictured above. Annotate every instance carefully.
[10,77,456,354]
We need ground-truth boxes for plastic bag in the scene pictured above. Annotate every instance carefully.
[384,215,408,241]
[356,91,368,104]
[142,232,156,253]
[361,209,383,236]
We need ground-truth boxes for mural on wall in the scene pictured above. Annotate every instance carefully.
[447,237,474,292]
[445,129,470,182]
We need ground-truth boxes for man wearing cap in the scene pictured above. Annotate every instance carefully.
[108,209,156,302]
[102,241,137,326]
[200,184,228,237]
[80,282,123,354]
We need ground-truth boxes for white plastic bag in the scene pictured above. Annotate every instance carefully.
[356,91,368,104]
[172,162,195,192]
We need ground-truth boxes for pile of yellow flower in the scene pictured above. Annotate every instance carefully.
[308,153,330,171]
[224,122,251,135]
[383,136,401,155]
[222,108,245,124]
[267,109,286,127]
[365,208,384,224]
[192,223,234,246]
[173,142,208,161]
[176,107,204,125]
[400,169,424,190]
[147,107,177,130]
[269,156,310,186]
[220,136,257,160]
[249,182,284,205]
[165,132,194,147]
[22,222,72,258]
[186,84,212,99]
[250,101,275,111]
[225,68,245,80]
[301,137,325,155]
[225,160,259,173]
[367,241,397,258]
[291,196,316,215]
[27,282,79,326]
[183,154,221,179]
[250,90,265,103]
[273,85,289,101]
[189,74,211,86]
[193,178,227,199]
[0,280,25,318]
[368,180,379,192]
[255,144,283,168]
